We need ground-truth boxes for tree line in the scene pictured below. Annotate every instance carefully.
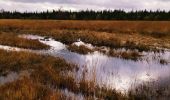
[1,9,170,20]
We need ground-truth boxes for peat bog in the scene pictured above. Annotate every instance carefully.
[0,20,169,100]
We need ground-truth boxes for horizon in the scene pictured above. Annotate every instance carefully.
[0,0,170,12]
[1,9,170,13]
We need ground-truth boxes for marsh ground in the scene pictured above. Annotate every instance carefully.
[0,20,169,100]
[0,20,170,50]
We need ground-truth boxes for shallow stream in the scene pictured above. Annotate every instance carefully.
[1,34,170,93]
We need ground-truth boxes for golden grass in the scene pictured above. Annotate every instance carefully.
[0,77,66,100]
[67,44,94,54]
[0,49,75,99]
[128,82,170,100]
[67,44,142,60]
[0,19,169,51]
[107,50,142,61]
[0,32,50,50]
[0,19,169,99]
[0,20,170,34]
[0,49,126,100]
[0,47,169,99]
[0,49,75,75]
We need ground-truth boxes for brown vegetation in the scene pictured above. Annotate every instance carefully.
[0,77,66,100]
[67,44,94,54]
[0,20,169,99]
[67,44,142,60]
[0,32,49,50]
[0,49,75,99]
[0,49,126,100]
[160,59,169,65]
[0,44,169,99]
[1,20,170,35]
[128,82,170,100]
[0,20,169,51]
[107,50,142,61]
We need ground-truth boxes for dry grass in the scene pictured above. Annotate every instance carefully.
[0,19,169,99]
[160,59,169,65]
[67,44,94,54]
[67,44,142,60]
[128,81,170,100]
[0,49,126,100]
[0,32,50,50]
[0,49,168,99]
[107,50,142,61]
[0,77,66,100]
[0,20,170,35]
[0,49,76,99]
[0,20,169,51]
[0,49,75,75]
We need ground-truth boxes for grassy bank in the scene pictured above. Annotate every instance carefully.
[67,44,142,61]
[67,44,94,55]
[0,32,49,50]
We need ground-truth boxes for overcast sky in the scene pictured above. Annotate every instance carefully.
[0,0,170,12]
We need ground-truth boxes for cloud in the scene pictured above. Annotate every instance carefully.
[10,0,76,4]
[0,0,170,12]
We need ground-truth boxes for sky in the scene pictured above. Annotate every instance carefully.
[0,0,170,12]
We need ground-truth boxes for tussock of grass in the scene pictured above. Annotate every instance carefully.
[45,31,165,52]
[0,49,77,99]
[39,30,156,52]
[67,44,94,54]
[160,59,169,65]
[0,49,75,75]
[107,50,142,61]
[124,41,154,52]
[0,77,66,100]
[140,31,170,38]
[128,82,170,100]
[0,32,50,50]
[67,42,142,60]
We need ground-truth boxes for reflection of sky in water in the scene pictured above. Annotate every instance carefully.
[35,35,170,92]
[1,34,170,92]
[51,50,170,91]
[0,71,30,85]
[0,72,19,85]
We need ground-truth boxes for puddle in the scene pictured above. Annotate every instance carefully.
[0,45,26,52]
[0,34,169,93]
[0,71,30,85]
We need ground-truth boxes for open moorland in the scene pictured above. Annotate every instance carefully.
[0,20,170,50]
[0,19,170,100]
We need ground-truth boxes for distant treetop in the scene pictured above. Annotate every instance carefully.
[0,9,170,20]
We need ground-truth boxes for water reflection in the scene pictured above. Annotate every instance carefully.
[0,71,30,85]
[10,35,170,92]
